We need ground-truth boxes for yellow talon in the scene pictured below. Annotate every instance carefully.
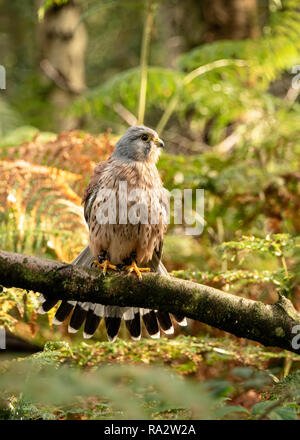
[125,261,150,280]
[93,259,117,276]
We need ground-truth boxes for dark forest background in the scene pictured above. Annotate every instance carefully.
[1,0,300,420]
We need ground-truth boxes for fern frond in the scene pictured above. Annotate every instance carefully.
[70,1,300,139]
[5,131,116,195]
[0,159,87,261]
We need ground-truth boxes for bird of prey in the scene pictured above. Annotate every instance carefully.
[39,126,187,341]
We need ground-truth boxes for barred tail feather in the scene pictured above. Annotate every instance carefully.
[173,315,188,326]
[83,304,104,339]
[104,318,121,342]
[124,308,141,341]
[68,302,89,333]
[156,311,174,335]
[141,309,160,339]
[53,301,76,325]
[38,246,187,341]
[38,297,60,314]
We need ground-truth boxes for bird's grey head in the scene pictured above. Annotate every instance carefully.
[112,125,165,163]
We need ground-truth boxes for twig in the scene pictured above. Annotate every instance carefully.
[113,103,138,126]
[137,0,156,125]
[156,59,247,135]
[40,59,86,94]
[257,390,300,420]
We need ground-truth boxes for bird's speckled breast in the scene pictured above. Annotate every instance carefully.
[89,158,167,265]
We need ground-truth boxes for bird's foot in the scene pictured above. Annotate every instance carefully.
[93,252,118,276]
[125,261,150,280]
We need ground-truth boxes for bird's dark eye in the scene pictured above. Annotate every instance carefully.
[140,134,151,142]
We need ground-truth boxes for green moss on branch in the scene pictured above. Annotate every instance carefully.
[0,250,300,354]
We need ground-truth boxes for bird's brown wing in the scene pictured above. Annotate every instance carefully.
[82,160,109,223]
[39,159,186,339]
[40,160,113,336]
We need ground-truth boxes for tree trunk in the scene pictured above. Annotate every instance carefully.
[38,0,87,130]
[159,0,263,60]
[201,0,261,43]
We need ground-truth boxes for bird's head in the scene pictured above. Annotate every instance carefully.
[112,125,165,163]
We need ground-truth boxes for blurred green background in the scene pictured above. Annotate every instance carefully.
[1,0,300,420]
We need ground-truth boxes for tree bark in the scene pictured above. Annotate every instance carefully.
[0,250,300,354]
[38,0,87,131]
[201,0,261,43]
[159,0,263,58]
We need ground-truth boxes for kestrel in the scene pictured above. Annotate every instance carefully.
[39,126,187,341]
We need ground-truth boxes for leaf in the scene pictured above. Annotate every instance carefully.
[215,405,250,419]
[232,367,254,379]
[251,401,274,416]
[270,406,298,420]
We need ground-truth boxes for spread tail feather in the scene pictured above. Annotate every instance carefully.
[38,246,187,341]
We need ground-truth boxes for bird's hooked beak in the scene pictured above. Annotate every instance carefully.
[154,137,165,149]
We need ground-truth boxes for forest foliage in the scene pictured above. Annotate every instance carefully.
[1,0,300,420]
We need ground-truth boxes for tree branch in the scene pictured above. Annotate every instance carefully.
[1,250,300,354]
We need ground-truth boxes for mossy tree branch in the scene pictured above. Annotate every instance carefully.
[0,250,300,354]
